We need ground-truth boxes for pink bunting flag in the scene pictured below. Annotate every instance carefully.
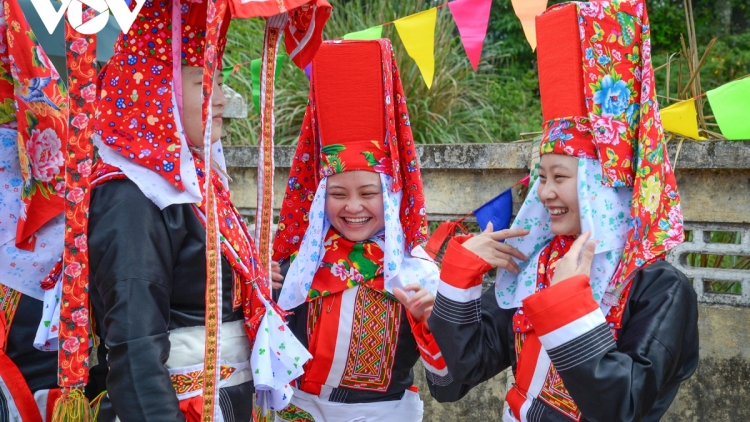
[448,0,492,71]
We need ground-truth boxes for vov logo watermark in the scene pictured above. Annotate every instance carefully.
[29,0,147,35]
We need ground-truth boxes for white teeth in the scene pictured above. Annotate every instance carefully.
[549,209,568,215]
[344,217,370,224]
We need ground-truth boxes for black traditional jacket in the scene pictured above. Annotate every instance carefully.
[88,179,253,422]
[428,237,699,422]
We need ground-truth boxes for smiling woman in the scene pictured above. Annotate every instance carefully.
[324,170,385,242]
[536,154,580,236]
[428,2,699,421]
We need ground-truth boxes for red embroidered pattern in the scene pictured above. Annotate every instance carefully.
[539,366,582,421]
[171,365,236,396]
[306,296,323,346]
[0,284,21,350]
[339,287,401,392]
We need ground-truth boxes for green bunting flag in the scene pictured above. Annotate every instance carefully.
[343,25,384,40]
[706,78,750,140]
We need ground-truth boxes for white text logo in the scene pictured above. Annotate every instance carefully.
[29,0,147,35]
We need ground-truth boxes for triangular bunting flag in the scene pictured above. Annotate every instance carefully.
[510,0,548,50]
[251,55,285,114]
[660,99,706,140]
[343,25,384,40]
[394,8,437,89]
[448,0,492,71]
[473,187,513,231]
[706,78,750,140]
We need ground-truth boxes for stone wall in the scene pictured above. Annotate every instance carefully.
[224,141,750,421]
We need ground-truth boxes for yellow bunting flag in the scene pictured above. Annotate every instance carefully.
[394,8,437,89]
[660,99,706,140]
[343,25,384,40]
[510,0,548,50]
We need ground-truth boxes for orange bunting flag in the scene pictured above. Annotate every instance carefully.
[660,99,706,140]
[511,0,547,50]
[448,0,493,71]
[394,8,437,88]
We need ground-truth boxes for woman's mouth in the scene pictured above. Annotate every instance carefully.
[342,217,372,225]
[548,207,569,219]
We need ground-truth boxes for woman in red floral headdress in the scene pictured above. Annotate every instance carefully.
[428,2,699,421]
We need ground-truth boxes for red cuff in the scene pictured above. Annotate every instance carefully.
[439,236,493,290]
[522,275,608,351]
[523,275,598,336]
[407,312,447,372]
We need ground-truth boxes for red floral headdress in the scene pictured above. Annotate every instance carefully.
[272,39,428,263]
[535,0,683,290]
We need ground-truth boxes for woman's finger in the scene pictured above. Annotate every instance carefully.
[578,240,597,273]
[491,242,528,261]
[392,287,410,307]
[567,231,592,262]
[488,228,530,242]
[272,281,283,290]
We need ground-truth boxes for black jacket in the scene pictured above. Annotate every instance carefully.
[88,179,253,422]
[429,260,699,422]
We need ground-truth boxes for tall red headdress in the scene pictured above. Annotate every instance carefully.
[272,39,428,264]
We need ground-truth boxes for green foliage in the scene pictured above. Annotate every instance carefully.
[222,0,535,145]
[222,0,749,145]
[685,230,748,294]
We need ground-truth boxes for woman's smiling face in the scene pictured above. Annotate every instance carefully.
[325,171,385,242]
[537,153,581,236]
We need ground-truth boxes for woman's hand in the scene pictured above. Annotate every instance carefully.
[271,261,284,290]
[461,222,529,273]
[550,231,596,285]
[393,284,435,330]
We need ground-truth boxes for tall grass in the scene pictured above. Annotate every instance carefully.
[222,0,518,145]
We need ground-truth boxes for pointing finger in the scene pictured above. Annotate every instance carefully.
[488,228,530,242]
[492,242,528,261]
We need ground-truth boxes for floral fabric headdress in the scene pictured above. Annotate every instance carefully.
[495,0,683,309]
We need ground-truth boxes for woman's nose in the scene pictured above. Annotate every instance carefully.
[537,182,555,202]
[213,82,227,109]
[345,200,364,213]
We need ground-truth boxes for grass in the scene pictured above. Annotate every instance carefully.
[221,0,528,145]
[685,230,749,294]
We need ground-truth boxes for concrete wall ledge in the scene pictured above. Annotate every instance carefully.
[224,140,750,170]
[225,140,750,224]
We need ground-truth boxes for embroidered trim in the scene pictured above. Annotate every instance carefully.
[338,288,400,392]
[171,365,236,396]
[538,365,582,421]
[276,403,316,422]
[0,284,21,351]
[256,27,281,274]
